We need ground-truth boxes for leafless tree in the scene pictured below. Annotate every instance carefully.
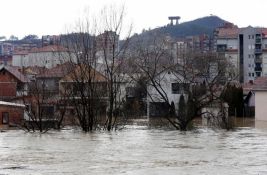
[130,34,238,130]
[61,31,106,132]
[22,71,58,133]
[96,5,132,131]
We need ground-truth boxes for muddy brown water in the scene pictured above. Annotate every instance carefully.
[0,118,267,175]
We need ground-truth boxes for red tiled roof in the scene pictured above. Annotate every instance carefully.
[37,62,74,78]
[260,28,267,38]
[30,45,68,53]
[13,50,29,55]
[0,65,30,83]
[24,66,47,75]
[250,77,267,91]
[216,28,240,39]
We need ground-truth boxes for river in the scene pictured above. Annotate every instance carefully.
[0,119,267,175]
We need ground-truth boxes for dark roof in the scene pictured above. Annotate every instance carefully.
[0,65,30,82]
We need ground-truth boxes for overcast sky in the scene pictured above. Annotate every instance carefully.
[1,0,267,39]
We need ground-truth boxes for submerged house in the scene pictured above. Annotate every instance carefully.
[252,77,267,121]
[146,68,188,117]
[0,101,25,129]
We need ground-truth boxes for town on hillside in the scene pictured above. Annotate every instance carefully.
[0,16,266,132]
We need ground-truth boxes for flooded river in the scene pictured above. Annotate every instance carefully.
[0,119,267,175]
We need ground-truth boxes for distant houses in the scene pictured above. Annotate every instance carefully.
[4,24,267,129]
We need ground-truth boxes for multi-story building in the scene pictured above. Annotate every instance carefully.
[214,23,240,80]
[95,31,119,64]
[0,42,13,56]
[42,35,61,46]
[214,23,267,83]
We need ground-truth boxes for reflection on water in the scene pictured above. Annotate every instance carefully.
[0,118,267,175]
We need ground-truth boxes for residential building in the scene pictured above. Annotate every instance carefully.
[146,69,187,117]
[42,35,61,46]
[59,65,109,117]
[251,77,267,121]
[95,31,119,64]
[214,23,240,80]
[0,42,14,66]
[0,55,12,65]
[0,101,25,129]
[0,65,29,100]
[0,42,13,56]
[36,63,73,95]
[12,45,74,68]
[214,23,267,83]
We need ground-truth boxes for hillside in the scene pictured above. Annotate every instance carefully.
[137,16,227,39]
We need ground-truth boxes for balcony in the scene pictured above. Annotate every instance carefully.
[255,66,262,72]
[255,48,262,54]
[16,90,28,97]
[255,58,262,63]
[255,38,261,43]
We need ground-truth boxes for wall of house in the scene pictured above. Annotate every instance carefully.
[13,51,75,68]
[0,105,24,128]
[12,54,28,67]
[0,70,18,99]
[255,91,267,121]
[147,72,183,116]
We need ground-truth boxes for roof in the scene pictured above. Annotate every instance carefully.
[250,77,267,91]
[13,50,29,55]
[0,65,30,83]
[37,62,74,78]
[0,100,25,108]
[60,64,108,82]
[30,45,68,53]
[216,28,240,39]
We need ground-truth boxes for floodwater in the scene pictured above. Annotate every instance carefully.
[1,119,267,175]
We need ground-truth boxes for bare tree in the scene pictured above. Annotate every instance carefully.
[22,71,57,133]
[130,34,237,130]
[95,6,132,131]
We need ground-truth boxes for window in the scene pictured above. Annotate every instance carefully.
[40,106,54,119]
[171,83,180,94]
[171,83,189,94]
[252,35,254,39]
[2,112,9,124]
[249,73,251,77]
[248,35,251,39]
[248,54,251,58]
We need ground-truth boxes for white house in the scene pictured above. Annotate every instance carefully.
[146,69,187,117]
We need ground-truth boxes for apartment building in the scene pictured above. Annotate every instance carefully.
[0,42,13,56]
[214,23,267,83]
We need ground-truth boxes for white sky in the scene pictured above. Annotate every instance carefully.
[1,0,267,39]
